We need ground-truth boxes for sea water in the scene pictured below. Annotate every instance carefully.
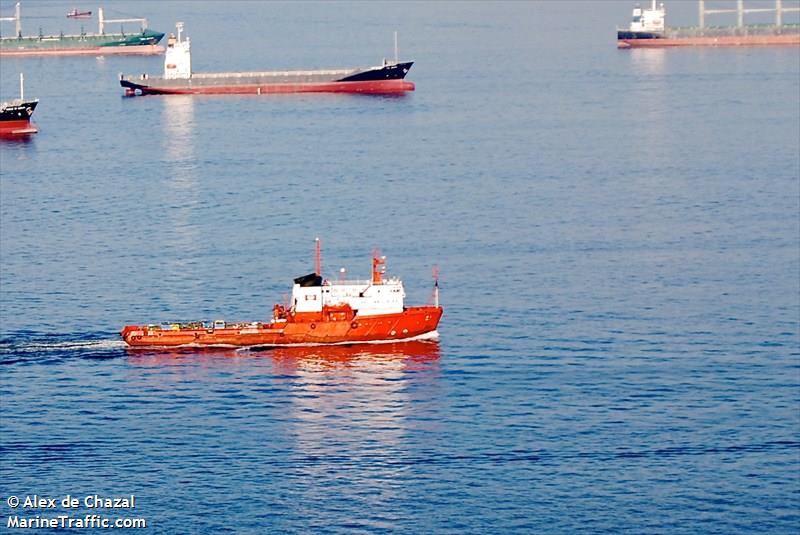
[1,1,798,532]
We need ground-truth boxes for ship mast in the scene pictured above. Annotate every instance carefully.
[0,2,22,38]
[371,249,386,284]
[314,237,322,277]
[19,73,23,101]
[432,265,440,308]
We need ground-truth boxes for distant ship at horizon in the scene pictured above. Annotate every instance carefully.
[617,0,800,48]
[0,2,164,57]
[66,9,93,20]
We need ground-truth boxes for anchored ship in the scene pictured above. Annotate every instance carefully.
[66,9,92,19]
[120,240,442,348]
[120,23,414,96]
[617,0,800,48]
[0,2,164,57]
[0,73,37,136]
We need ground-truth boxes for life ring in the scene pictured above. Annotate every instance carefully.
[351,321,359,329]
[310,323,316,329]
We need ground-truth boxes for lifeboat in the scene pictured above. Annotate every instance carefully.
[121,240,443,347]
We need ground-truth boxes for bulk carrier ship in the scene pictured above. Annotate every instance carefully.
[0,2,164,57]
[120,23,414,96]
[120,241,442,348]
[617,0,800,48]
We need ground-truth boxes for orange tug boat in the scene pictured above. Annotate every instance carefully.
[121,241,442,348]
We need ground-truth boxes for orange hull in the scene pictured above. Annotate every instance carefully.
[121,306,442,347]
[618,34,800,48]
[124,340,442,365]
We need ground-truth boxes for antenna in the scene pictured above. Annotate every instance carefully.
[19,73,24,101]
[394,31,398,63]
[314,237,322,276]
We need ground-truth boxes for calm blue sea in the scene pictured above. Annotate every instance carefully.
[1,1,799,533]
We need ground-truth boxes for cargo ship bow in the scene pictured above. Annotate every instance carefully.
[0,73,37,136]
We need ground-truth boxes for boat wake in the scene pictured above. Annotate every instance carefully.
[0,337,127,365]
[1,339,127,354]
[1,331,440,363]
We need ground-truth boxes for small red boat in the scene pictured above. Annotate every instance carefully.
[121,240,443,348]
[66,9,92,19]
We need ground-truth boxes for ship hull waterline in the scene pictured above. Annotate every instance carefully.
[1,44,165,57]
[618,34,800,48]
[121,306,442,348]
[0,119,37,135]
[121,79,415,96]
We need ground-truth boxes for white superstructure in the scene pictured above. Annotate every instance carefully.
[629,1,666,32]
[290,251,406,317]
[292,278,405,316]
[164,22,191,79]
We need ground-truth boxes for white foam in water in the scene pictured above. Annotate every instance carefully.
[3,339,127,354]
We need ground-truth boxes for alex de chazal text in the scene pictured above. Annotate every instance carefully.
[7,494,135,509]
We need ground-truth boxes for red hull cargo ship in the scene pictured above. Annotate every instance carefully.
[120,23,414,96]
[0,73,37,136]
[120,241,442,348]
[617,0,800,48]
